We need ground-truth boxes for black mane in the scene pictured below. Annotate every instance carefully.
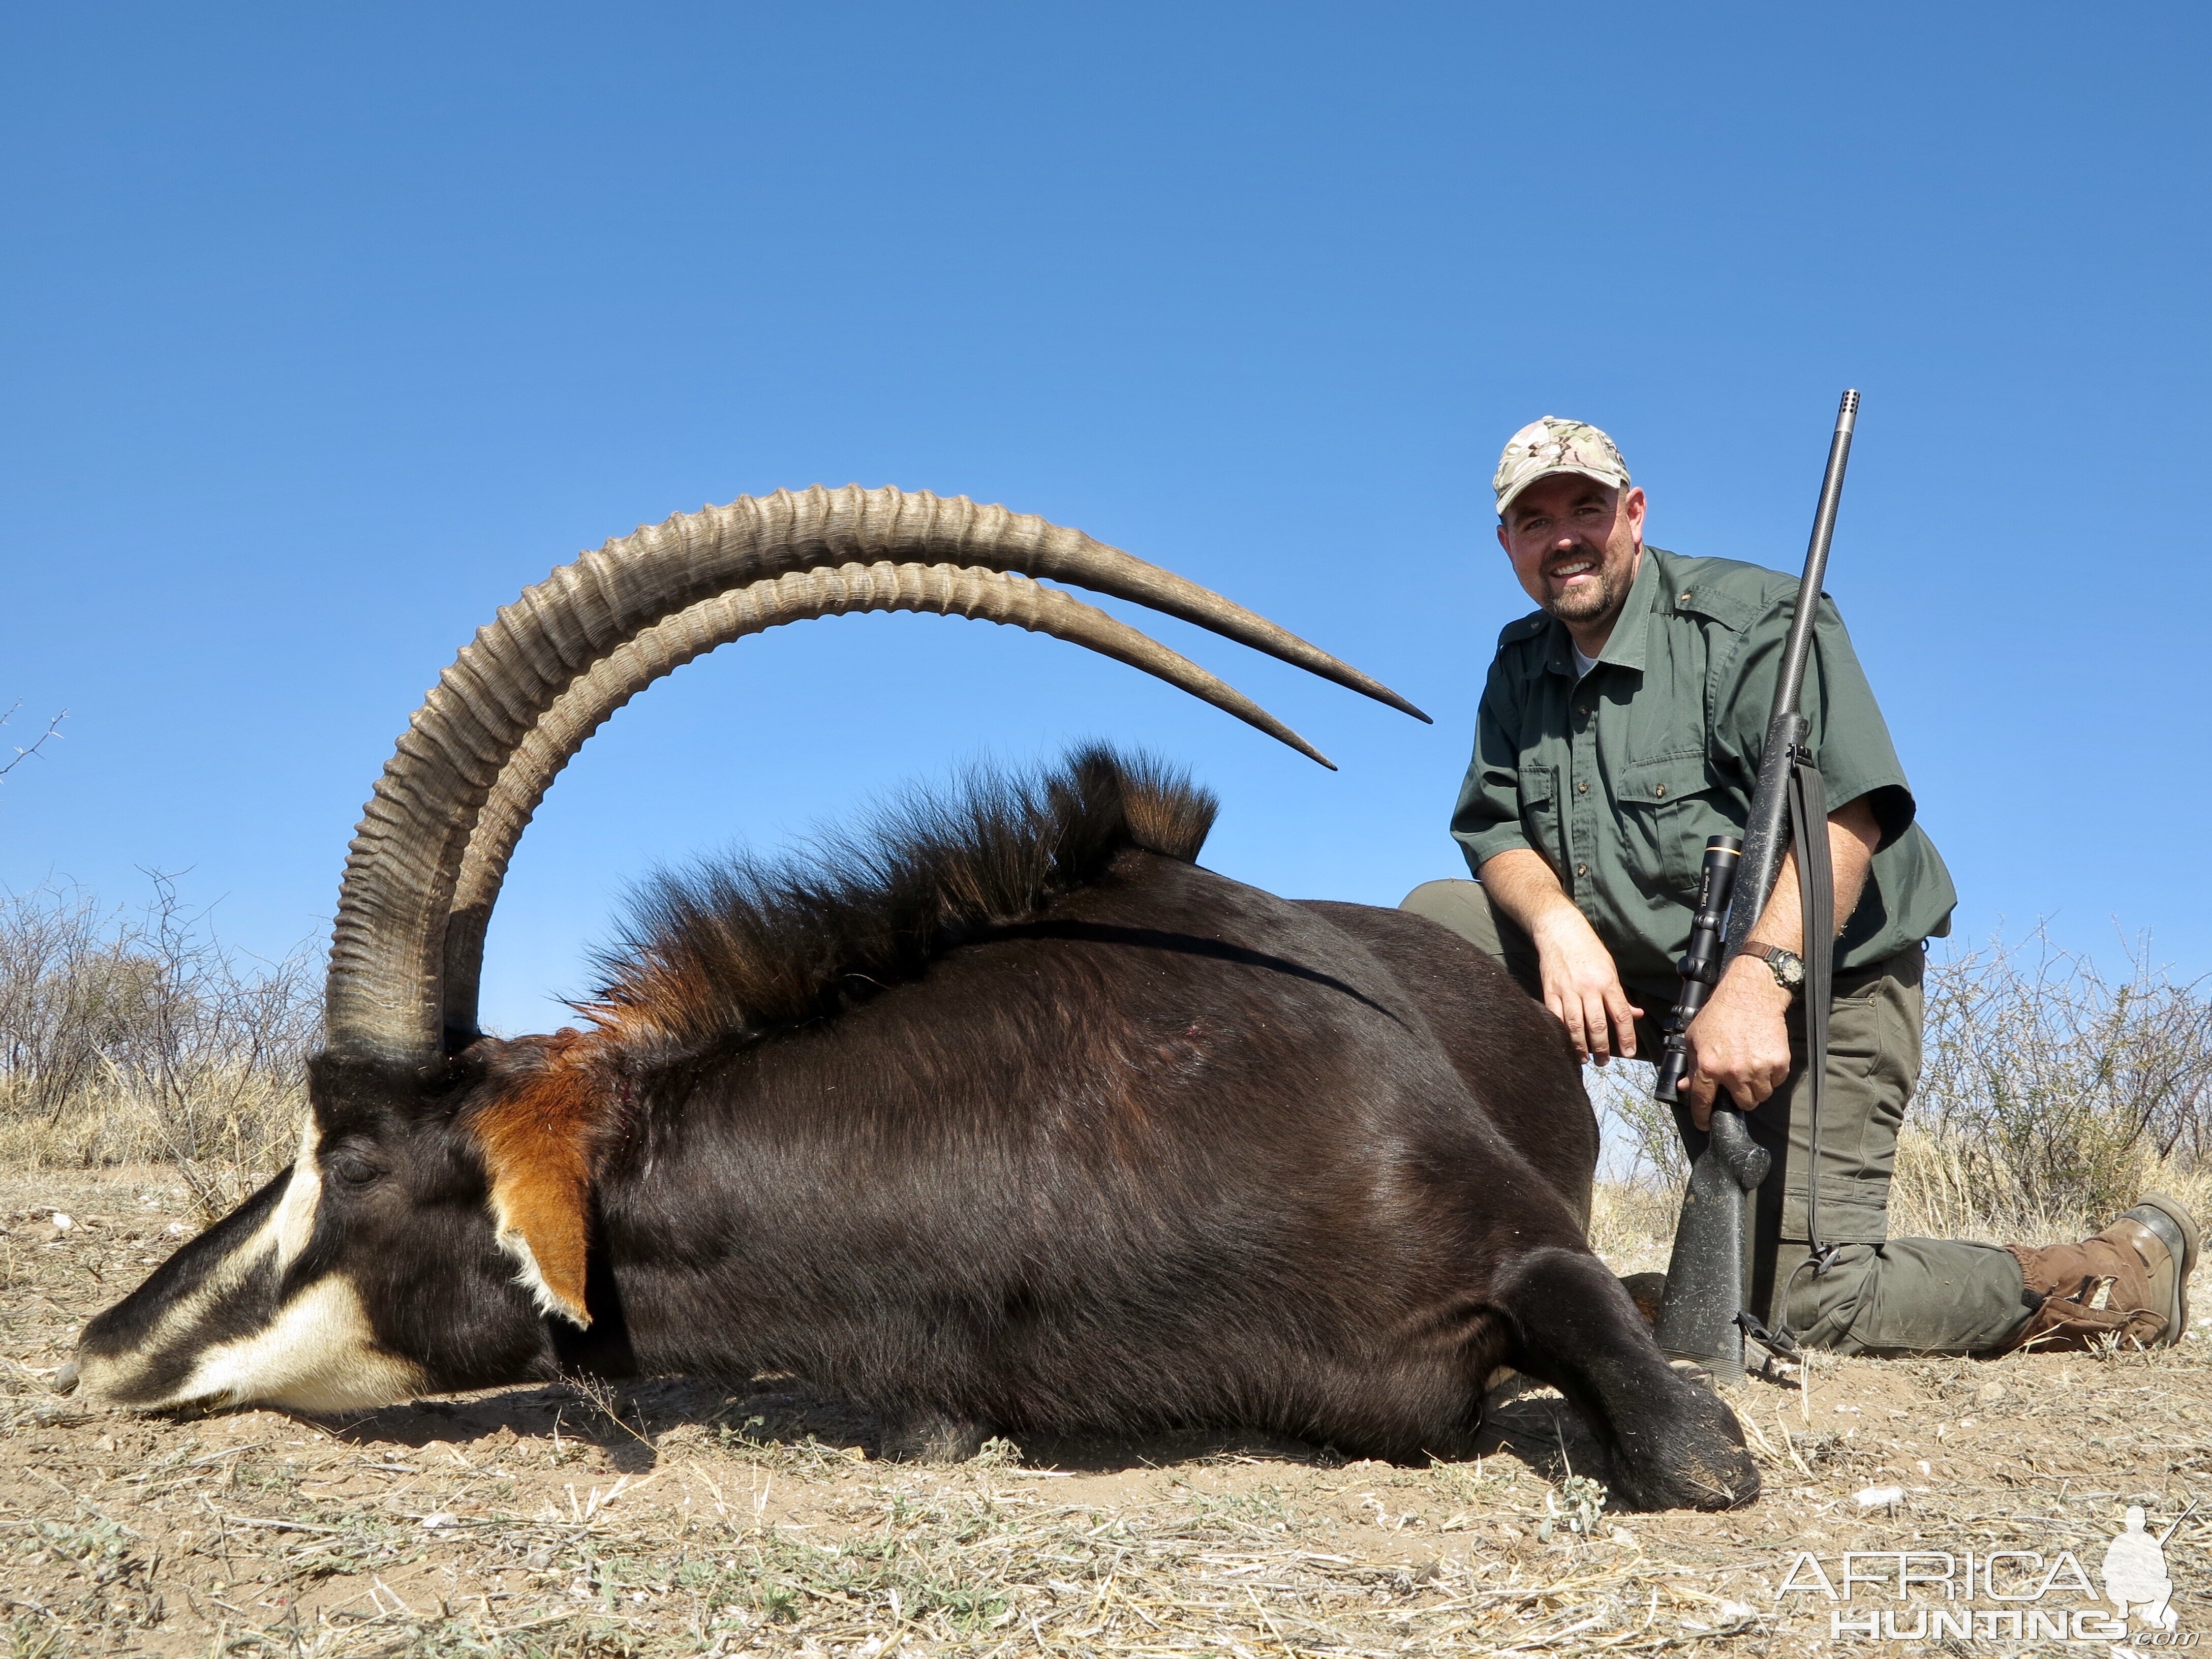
[582,745,1217,1061]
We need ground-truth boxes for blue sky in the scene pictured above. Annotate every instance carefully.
[5,4,2206,1033]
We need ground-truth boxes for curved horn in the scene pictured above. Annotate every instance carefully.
[439,562,1328,1039]
[328,487,1419,1067]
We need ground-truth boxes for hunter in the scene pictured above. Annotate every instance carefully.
[1405,416,2197,1355]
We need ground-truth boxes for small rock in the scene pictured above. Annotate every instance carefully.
[50,1212,73,1233]
[1855,1485,1906,1510]
[1976,1380,2006,1407]
[419,1513,456,1530]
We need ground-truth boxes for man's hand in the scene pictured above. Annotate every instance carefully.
[1683,956,1795,1128]
[1680,797,1875,1127]
[1477,847,1643,1064]
[1528,905,1643,1065]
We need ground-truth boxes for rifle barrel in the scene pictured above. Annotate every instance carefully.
[1770,389,1859,723]
[1720,389,1859,950]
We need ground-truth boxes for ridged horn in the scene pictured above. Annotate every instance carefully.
[327,487,1421,1068]
[438,562,1329,1039]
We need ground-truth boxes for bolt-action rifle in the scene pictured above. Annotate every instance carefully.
[1650,390,1859,1385]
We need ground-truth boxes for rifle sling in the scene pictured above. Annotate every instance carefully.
[1785,749,1836,1285]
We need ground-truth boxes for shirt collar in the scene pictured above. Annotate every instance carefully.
[1542,544,1661,677]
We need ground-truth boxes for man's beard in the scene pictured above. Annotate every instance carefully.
[1541,542,1629,625]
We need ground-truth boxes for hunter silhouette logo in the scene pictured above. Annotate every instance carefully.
[1777,1501,2195,1642]
[2103,1506,2179,1632]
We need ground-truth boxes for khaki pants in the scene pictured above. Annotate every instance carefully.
[1401,879,2031,1355]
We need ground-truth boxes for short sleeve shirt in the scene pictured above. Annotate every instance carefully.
[1450,545,1956,1003]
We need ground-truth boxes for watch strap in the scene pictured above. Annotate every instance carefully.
[1739,940,1804,990]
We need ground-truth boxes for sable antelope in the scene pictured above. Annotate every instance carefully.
[66,488,1755,1511]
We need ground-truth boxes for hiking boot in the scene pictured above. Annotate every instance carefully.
[2001,1193,2200,1352]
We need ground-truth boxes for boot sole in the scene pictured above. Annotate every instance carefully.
[2125,1192,2201,1345]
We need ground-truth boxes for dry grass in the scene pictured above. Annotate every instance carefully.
[4,1166,2209,1658]
[1588,930,2212,1252]
[1904,930,2212,1239]
[5,893,2212,1651]
[1583,1180,1680,1276]
[1892,1125,2212,1249]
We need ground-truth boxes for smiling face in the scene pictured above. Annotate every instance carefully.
[1496,474,1647,651]
[68,1050,573,1415]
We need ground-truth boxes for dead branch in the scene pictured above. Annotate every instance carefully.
[0,701,67,780]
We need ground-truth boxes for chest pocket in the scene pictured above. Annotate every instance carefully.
[1616,752,1732,895]
[1517,761,1562,869]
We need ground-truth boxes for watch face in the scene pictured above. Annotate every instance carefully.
[1774,953,1806,989]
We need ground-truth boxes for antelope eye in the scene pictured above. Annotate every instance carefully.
[325,1148,382,1189]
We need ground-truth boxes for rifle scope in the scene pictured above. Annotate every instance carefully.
[1652,836,1743,1103]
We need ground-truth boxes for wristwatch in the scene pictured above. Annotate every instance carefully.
[1739,941,1806,994]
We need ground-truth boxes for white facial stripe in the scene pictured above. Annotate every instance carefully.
[77,1125,363,1409]
[71,1256,261,1402]
[269,1115,322,1266]
[111,1190,300,1386]
[171,1275,429,1414]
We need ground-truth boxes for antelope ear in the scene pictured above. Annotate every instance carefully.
[484,1153,592,1328]
[467,1060,599,1329]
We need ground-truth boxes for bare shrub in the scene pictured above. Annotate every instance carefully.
[0,877,320,1218]
[1591,930,2212,1262]
[1585,1060,1686,1270]
[1894,930,2212,1243]
[0,885,150,1128]
[1587,1058,1682,1186]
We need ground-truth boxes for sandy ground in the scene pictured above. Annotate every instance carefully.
[3,1168,2208,1657]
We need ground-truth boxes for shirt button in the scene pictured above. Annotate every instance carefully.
[1577,781,1589,794]
[1654,783,1667,798]
[1576,863,1588,877]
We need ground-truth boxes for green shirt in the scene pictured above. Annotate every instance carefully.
[1451,545,1956,1002]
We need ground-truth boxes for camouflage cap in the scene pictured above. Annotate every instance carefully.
[1493,417,1631,517]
